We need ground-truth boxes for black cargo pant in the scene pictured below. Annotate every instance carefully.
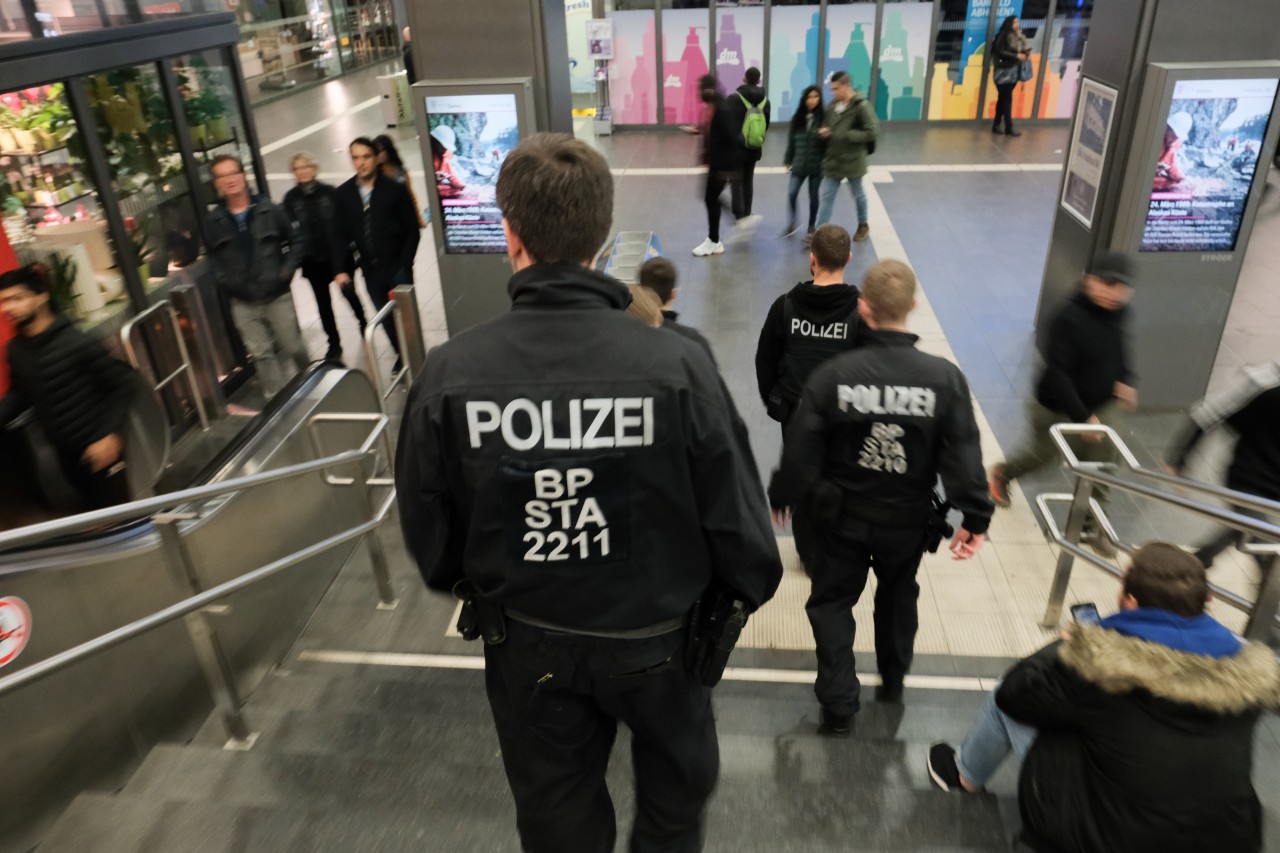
[483,620,718,853]
[805,518,929,716]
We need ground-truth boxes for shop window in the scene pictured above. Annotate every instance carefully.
[329,0,396,76]
[823,0,877,104]
[660,0,709,125]
[928,0,988,119]
[82,64,205,303]
[1039,0,1092,118]
[767,3,822,123]
[607,1,659,124]
[714,4,763,98]
[0,0,34,43]
[235,0,344,105]
[876,0,932,120]
[1,83,129,325]
[980,0,1050,122]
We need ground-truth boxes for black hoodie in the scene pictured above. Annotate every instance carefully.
[395,263,782,631]
[755,280,862,421]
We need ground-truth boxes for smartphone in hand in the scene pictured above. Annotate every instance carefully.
[1070,603,1101,626]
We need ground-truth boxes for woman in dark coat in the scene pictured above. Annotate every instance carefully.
[990,15,1030,136]
[783,85,826,239]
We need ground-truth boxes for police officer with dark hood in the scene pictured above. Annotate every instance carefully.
[395,132,782,853]
[769,259,991,735]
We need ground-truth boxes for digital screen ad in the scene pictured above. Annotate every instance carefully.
[426,93,520,255]
[1140,77,1279,253]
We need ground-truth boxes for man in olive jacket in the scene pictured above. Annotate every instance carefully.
[815,70,878,242]
[927,543,1280,853]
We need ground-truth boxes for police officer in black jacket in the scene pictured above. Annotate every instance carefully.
[395,133,782,853]
[770,259,991,734]
[755,223,861,430]
[333,137,420,364]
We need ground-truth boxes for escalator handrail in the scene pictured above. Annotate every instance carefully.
[0,447,371,555]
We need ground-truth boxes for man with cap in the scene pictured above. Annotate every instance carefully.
[989,251,1138,555]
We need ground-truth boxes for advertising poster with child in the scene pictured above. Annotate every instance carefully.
[1140,78,1279,253]
[426,93,520,255]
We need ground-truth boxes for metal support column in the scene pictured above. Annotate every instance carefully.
[155,516,256,746]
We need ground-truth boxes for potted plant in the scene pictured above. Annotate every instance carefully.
[44,251,81,318]
[120,217,155,284]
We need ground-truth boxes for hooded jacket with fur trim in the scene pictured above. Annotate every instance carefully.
[996,615,1280,853]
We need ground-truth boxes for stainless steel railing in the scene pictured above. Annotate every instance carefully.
[0,413,398,745]
[121,299,211,431]
[1032,423,1280,641]
[362,285,429,411]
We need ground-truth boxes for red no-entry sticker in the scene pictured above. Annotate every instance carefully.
[0,597,32,667]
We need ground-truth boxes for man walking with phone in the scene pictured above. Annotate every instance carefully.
[814,71,878,243]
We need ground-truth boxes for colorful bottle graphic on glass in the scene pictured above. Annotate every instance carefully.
[715,14,744,92]
[877,10,910,119]
[664,26,708,124]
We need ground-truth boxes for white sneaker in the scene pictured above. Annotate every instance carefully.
[692,238,725,256]
[738,214,763,230]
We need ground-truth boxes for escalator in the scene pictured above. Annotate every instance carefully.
[0,362,390,852]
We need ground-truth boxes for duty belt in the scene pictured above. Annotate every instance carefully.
[505,608,685,640]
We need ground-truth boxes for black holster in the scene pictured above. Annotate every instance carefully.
[453,580,506,645]
[923,490,955,554]
[684,584,748,687]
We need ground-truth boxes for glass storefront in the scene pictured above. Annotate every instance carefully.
[608,0,1101,125]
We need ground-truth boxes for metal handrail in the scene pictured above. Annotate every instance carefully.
[363,300,411,408]
[121,299,210,431]
[0,449,366,553]
[1034,423,1280,640]
[0,508,389,700]
[0,413,399,745]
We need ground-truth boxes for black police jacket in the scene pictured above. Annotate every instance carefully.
[755,280,861,420]
[769,328,992,534]
[395,263,783,632]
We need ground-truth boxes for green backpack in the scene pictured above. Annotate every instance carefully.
[738,93,768,149]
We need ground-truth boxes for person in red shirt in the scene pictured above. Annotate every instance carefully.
[1153,112,1192,191]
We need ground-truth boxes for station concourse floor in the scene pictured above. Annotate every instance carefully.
[230,65,1280,851]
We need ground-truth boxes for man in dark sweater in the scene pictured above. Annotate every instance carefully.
[0,265,136,509]
[990,251,1137,554]
[755,224,861,431]
[1166,360,1280,568]
[637,257,715,363]
[333,137,421,367]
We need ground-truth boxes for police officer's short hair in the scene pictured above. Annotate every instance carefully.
[810,225,851,272]
[638,257,677,304]
[1124,543,1208,617]
[861,259,916,323]
[496,133,613,266]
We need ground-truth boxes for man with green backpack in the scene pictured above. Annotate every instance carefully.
[728,66,771,232]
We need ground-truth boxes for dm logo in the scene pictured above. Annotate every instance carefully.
[718,49,740,64]
[0,597,31,668]
[664,75,682,87]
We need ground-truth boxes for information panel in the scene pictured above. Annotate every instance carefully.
[1140,77,1279,253]
[426,93,520,255]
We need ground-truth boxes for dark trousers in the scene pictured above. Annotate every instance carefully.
[1195,503,1272,569]
[993,82,1016,132]
[484,621,718,853]
[300,259,366,350]
[740,159,758,216]
[363,267,407,356]
[704,171,744,243]
[805,519,928,716]
[56,444,130,510]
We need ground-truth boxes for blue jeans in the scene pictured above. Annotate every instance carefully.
[816,175,868,229]
[957,686,1038,787]
[788,172,821,231]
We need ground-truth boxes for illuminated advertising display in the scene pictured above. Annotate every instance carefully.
[426,93,520,255]
[1140,78,1279,253]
